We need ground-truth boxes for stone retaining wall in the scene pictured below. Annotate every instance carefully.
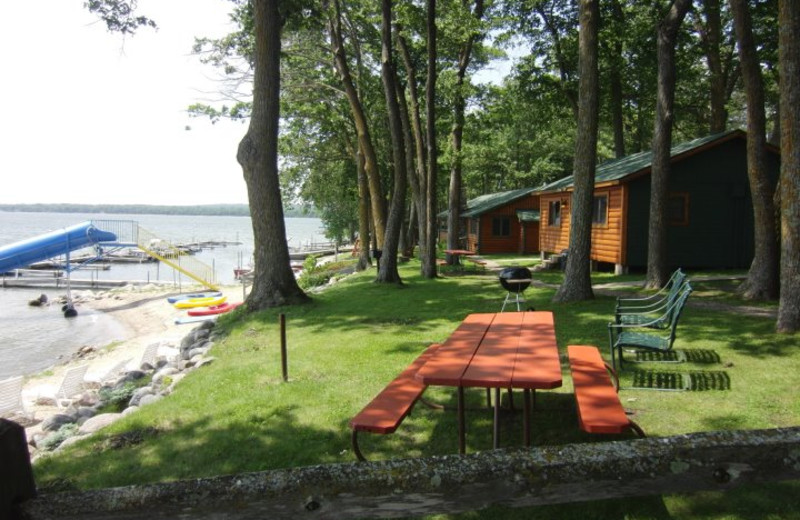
[16,427,800,520]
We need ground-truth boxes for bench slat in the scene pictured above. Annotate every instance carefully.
[568,345,634,435]
[350,344,440,435]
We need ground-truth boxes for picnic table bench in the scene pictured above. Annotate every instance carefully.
[567,345,645,437]
[349,344,441,461]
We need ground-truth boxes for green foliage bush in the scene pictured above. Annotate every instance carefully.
[40,424,80,451]
[297,258,355,289]
[98,382,138,412]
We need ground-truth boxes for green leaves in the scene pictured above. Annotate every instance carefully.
[83,0,156,35]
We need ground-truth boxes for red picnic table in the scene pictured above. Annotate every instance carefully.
[443,249,475,266]
[415,311,562,453]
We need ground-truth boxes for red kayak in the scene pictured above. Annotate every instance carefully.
[187,302,243,317]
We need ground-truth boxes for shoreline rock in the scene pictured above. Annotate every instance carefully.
[25,320,220,458]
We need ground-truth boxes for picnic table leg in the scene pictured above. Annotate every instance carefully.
[458,386,466,455]
[523,389,532,446]
[493,388,501,449]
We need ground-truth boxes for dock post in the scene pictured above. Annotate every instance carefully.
[280,313,288,382]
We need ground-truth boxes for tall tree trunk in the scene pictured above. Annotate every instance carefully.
[355,144,372,271]
[398,86,419,258]
[238,0,309,310]
[327,0,387,250]
[610,0,626,158]
[702,0,728,133]
[424,0,439,279]
[646,0,693,290]
[553,0,599,303]
[397,33,430,265]
[377,0,406,284]
[446,86,465,257]
[777,0,800,333]
[447,0,485,261]
[729,0,779,300]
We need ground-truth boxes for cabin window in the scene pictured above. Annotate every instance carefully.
[668,193,689,226]
[548,200,561,226]
[492,217,511,237]
[470,219,479,235]
[592,194,608,226]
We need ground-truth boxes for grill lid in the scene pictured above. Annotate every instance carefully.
[499,266,532,292]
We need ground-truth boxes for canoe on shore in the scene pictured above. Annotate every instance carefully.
[173,295,227,309]
[174,315,218,325]
[188,301,243,317]
[167,291,222,304]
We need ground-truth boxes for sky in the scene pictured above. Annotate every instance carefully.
[0,0,250,206]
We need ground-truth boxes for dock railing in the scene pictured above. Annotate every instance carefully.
[91,220,219,290]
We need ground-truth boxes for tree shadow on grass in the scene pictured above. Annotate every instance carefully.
[35,404,349,491]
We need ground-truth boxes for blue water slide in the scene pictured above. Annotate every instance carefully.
[0,221,118,274]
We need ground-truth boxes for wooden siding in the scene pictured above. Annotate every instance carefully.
[475,195,539,254]
[539,189,624,264]
[590,187,625,264]
[539,194,571,254]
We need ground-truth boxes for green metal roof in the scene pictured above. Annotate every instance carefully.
[440,187,538,218]
[539,130,745,193]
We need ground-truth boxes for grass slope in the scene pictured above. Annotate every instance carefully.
[34,260,800,519]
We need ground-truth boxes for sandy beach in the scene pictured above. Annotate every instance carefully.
[14,284,242,436]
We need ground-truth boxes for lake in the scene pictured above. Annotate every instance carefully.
[0,211,325,378]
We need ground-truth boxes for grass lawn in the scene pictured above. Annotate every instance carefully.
[33,259,800,519]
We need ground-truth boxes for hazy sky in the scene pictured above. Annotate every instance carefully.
[0,0,250,206]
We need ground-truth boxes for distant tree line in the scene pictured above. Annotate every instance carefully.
[0,203,318,218]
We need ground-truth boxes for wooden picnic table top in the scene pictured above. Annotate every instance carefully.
[443,249,475,256]
[416,311,562,390]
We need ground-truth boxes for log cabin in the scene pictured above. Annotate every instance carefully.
[438,188,540,255]
[537,130,781,274]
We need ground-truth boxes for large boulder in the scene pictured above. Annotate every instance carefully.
[40,414,75,433]
[78,413,122,435]
[152,367,179,385]
[128,387,155,407]
[137,394,162,407]
[116,370,147,385]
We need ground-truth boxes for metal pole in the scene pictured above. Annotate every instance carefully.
[493,388,501,449]
[457,387,466,455]
[280,314,288,382]
[523,389,532,447]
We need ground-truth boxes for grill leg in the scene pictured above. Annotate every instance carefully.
[501,292,511,312]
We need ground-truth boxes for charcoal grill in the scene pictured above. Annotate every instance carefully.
[499,266,533,312]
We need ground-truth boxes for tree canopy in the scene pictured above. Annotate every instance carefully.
[85,0,797,328]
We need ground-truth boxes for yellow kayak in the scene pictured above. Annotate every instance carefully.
[173,295,227,309]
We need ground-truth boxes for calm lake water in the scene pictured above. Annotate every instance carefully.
[0,211,324,378]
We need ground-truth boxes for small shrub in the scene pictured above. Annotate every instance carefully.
[298,271,333,290]
[297,258,356,289]
[98,382,138,411]
[302,254,320,273]
[40,424,80,451]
